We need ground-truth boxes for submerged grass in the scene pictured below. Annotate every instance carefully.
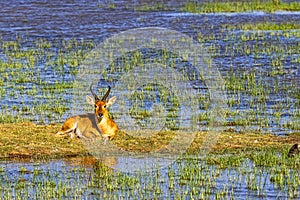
[1,28,299,133]
[0,123,299,199]
[232,22,300,31]
[0,3,299,199]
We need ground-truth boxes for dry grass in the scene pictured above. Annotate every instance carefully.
[0,122,88,159]
[0,122,299,159]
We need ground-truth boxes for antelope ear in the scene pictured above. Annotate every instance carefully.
[86,95,95,105]
[106,96,117,107]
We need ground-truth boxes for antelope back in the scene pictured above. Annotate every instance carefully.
[74,113,103,138]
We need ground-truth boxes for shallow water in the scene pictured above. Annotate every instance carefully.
[0,2,300,197]
[0,156,299,199]
[0,0,299,135]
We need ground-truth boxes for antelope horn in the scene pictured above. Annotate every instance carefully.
[102,86,111,101]
[90,84,100,101]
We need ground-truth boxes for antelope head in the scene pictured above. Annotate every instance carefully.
[86,84,117,120]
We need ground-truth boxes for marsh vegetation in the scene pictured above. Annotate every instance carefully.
[0,0,299,199]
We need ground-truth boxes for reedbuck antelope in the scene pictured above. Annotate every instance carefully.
[56,84,118,140]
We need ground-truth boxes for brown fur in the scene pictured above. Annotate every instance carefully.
[56,87,118,140]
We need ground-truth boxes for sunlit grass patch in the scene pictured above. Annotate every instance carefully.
[1,123,299,159]
[182,1,300,13]
[0,123,87,159]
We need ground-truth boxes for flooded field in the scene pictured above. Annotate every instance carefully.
[1,152,300,199]
[0,0,299,134]
[0,0,300,199]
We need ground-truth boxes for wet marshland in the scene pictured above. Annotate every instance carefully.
[0,0,300,199]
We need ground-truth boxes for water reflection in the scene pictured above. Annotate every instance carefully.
[0,156,299,199]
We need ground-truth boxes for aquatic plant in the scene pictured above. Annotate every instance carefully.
[182,1,300,14]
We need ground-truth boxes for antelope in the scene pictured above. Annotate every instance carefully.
[56,84,118,141]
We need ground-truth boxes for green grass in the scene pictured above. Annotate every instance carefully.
[182,0,300,13]
[0,3,299,199]
[0,16,299,136]
[242,22,300,31]
[134,2,171,12]
[0,122,300,199]
[224,22,300,31]
[1,153,299,199]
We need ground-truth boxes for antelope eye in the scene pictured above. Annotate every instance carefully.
[94,105,97,108]
[104,105,107,108]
